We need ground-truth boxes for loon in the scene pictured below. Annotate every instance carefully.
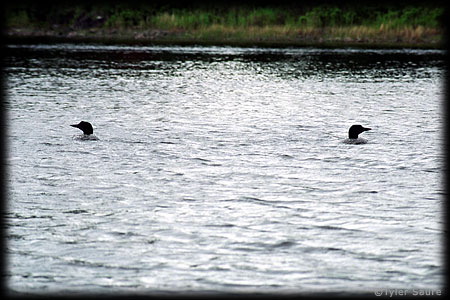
[343,124,371,144]
[70,121,99,140]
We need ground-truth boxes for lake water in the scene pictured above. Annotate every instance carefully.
[4,44,445,295]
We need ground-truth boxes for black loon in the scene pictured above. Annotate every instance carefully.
[70,121,98,140]
[71,121,93,135]
[344,124,371,144]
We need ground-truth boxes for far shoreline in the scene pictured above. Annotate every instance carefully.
[4,28,443,49]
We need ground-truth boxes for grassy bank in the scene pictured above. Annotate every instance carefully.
[4,2,445,48]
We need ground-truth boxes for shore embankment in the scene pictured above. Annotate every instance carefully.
[4,2,445,48]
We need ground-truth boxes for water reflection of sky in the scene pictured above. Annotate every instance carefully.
[5,44,444,293]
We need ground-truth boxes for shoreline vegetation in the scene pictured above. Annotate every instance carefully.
[4,1,445,48]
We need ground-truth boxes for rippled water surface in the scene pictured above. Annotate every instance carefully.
[5,44,444,295]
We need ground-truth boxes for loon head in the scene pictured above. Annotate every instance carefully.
[348,124,371,139]
[71,121,94,135]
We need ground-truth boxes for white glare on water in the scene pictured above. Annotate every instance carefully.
[5,45,444,294]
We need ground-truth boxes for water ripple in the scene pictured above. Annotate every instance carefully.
[5,45,443,294]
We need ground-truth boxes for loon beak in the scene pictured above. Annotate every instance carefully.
[70,124,79,128]
[364,127,372,131]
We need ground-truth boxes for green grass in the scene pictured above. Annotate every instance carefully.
[6,3,444,29]
[4,2,444,47]
[112,5,443,29]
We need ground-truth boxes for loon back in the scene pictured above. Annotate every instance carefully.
[344,137,368,144]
